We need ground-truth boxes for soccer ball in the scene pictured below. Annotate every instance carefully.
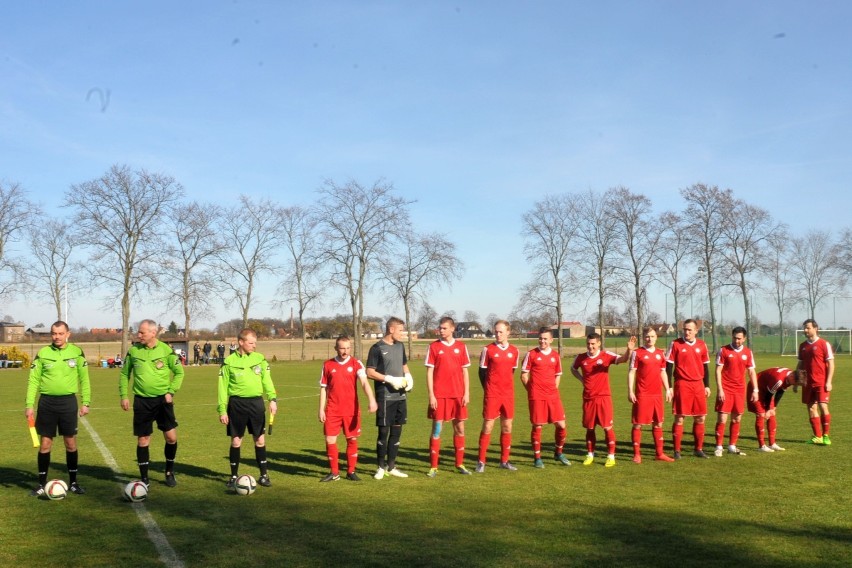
[234,474,257,496]
[124,480,148,503]
[45,479,68,500]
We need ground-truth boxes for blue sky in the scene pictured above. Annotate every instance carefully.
[2,1,851,330]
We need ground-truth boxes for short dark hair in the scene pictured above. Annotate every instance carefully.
[803,318,819,329]
[385,317,404,334]
[439,316,456,327]
[538,327,553,337]
[51,320,70,332]
[732,326,747,337]
[586,332,602,341]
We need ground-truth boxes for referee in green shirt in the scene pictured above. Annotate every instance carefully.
[25,321,91,497]
[120,319,184,488]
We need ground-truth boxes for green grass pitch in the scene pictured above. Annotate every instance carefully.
[1,353,850,567]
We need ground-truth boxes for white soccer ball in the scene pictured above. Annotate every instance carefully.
[235,474,257,496]
[124,480,148,503]
[45,479,68,500]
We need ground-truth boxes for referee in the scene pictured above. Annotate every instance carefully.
[26,321,91,497]
[218,328,277,489]
[120,319,184,488]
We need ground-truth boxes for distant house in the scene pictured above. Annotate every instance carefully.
[455,322,486,339]
[551,321,585,338]
[26,326,52,340]
[0,322,25,343]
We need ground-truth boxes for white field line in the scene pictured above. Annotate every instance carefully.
[80,416,184,568]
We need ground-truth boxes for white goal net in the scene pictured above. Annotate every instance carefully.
[787,329,852,356]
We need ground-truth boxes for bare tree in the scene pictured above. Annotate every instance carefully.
[378,231,463,357]
[655,212,692,329]
[681,183,734,352]
[789,230,847,320]
[414,302,438,336]
[162,201,222,340]
[519,194,580,354]
[764,231,800,353]
[27,218,80,320]
[0,181,36,301]
[275,206,324,361]
[66,165,183,355]
[217,195,284,330]
[609,186,663,335]
[576,189,619,342]
[316,178,412,358]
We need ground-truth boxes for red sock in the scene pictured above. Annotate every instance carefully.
[453,434,465,468]
[673,424,684,452]
[531,426,542,459]
[693,422,705,451]
[326,443,339,475]
[585,429,596,454]
[652,426,664,456]
[730,421,741,446]
[755,416,766,447]
[478,432,490,463]
[345,438,358,474]
[823,414,831,436]
[810,416,823,437]
[429,437,441,468]
[555,426,567,455]
[766,416,776,445]
[500,432,512,463]
[605,428,616,455]
[632,427,642,457]
[715,422,725,447]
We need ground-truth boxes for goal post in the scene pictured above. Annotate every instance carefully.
[790,329,852,356]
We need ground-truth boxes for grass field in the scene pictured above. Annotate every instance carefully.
[1,351,849,567]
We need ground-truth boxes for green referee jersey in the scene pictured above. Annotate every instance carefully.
[26,343,91,408]
[217,351,276,415]
[119,340,184,398]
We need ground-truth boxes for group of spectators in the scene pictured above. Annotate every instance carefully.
[192,340,237,365]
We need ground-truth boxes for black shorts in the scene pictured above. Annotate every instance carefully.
[133,395,178,437]
[376,398,407,427]
[226,396,266,439]
[36,394,78,437]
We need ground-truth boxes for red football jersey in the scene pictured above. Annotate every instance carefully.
[665,338,709,382]
[798,338,834,387]
[425,339,471,398]
[630,346,667,397]
[480,342,519,399]
[572,350,618,400]
[521,347,562,400]
[748,367,792,399]
[319,356,365,416]
[716,344,756,389]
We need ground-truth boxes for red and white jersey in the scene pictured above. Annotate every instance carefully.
[665,338,710,382]
[798,337,834,388]
[425,339,471,398]
[716,344,756,389]
[630,346,667,397]
[748,367,792,399]
[319,356,366,416]
[572,350,618,400]
[521,347,562,400]
[480,342,519,399]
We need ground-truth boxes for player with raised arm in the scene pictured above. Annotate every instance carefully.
[627,327,674,463]
[749,367,806,452]
[796,319,835,445]
[713,326,758,457]
[666,319,711,459]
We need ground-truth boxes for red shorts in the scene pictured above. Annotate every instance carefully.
[715,388,745,415]
[528,398,565,425]
[748,397,775,415]
[582,396,614,429]
[801,384,830,405]
[323,414,361,438]
[428,398,468,421]
[632,396,665,425]
[482,396,514,420]
[673,381,707,417]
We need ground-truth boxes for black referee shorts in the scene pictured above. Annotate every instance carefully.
[376,398,407,427]
[227,396,266,439]
[36,394,78,437]
[133,395,178,437]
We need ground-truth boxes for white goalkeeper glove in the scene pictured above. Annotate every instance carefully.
[404,372,414,392]
[385,375,404,390]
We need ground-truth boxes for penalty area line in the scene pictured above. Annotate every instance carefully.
[80,416,184,568]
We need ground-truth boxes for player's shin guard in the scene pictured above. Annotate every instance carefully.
[478,432,490,463]
[555,425,567,455]
[429,437,441,469]
[387,425,402,469]
[605,428,616,456]
[326,443,339,475]
[693,423,705,451]
[652,426,664,457]
[822,414,831,436]
[766,416,776,446]
[809,416,823,437]
[66,450,78,484]
[531,425,542,459]
[500,432,512,463]
[715,422,725,447]
[137,446,150,481]
[632,427,642,457]
[376,426,389,469]
[164,442,178,474]
[254,445,268,477]
[229,446,241,477]
[755,416,766,447]
[346,438,358,474]
[672,423,684,452]
[37,451,50,487]
[453,435,465,468]
[585,429,596,454]
[730,421,741,446]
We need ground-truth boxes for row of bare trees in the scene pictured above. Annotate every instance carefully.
[0,167,463,358]
[518,183,851,354]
